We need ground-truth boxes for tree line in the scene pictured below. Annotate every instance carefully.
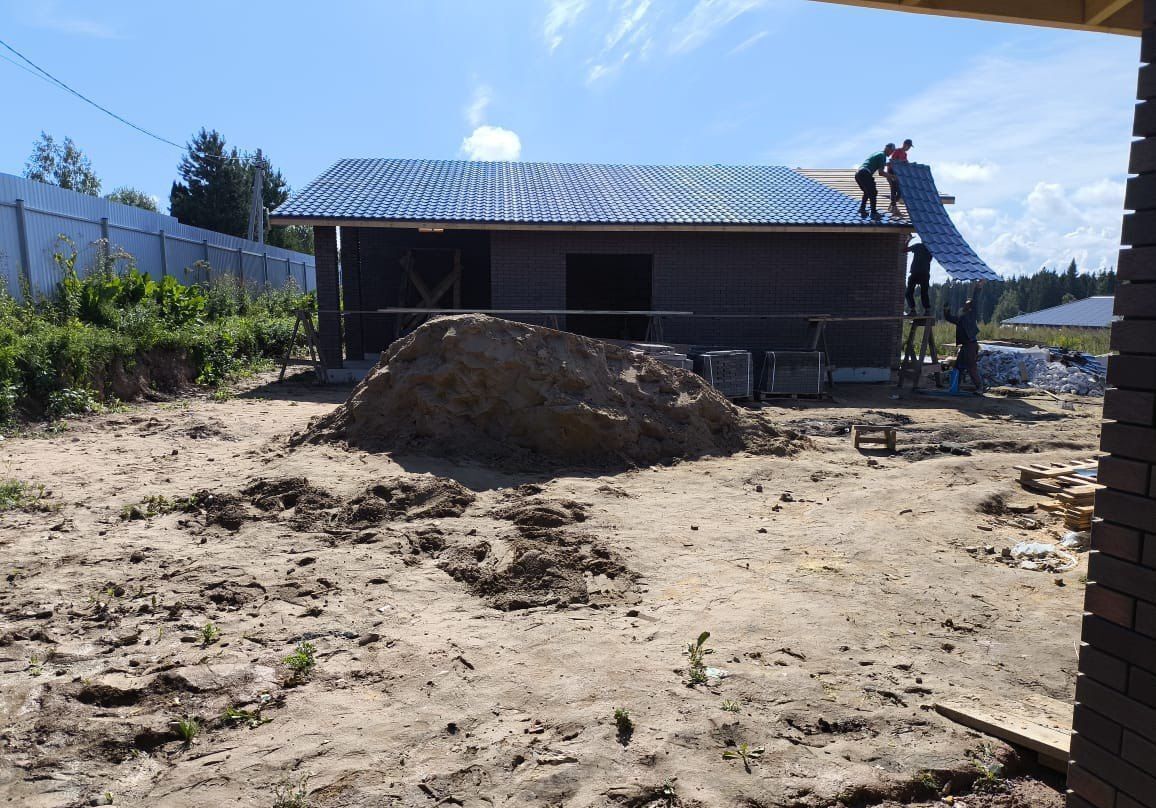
[930,261,1116,324]
[22,130,312,254]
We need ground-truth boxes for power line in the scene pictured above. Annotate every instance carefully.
[0,36,185,150]
[0,37,255,165]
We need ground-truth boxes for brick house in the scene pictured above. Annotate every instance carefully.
[270,158,914,380]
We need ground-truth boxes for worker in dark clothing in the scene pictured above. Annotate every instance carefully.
[904,237,933,315]
[855,143,895,218]
[886,138,913,212]
[943,297,985,395]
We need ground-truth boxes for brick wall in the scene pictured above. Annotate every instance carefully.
[313,226,342,367]
[490,229,908,369]
[1067,7,1156,807]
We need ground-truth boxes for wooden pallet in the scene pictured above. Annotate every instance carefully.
[1015,458,1101,532]
[852,425,897,451]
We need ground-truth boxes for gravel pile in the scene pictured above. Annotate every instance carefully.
[978,348,1105,396]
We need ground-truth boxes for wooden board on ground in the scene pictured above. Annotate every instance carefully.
[935,700,1072,772]
[1014,460,1099,482]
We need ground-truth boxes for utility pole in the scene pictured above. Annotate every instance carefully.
[247,154,265,245]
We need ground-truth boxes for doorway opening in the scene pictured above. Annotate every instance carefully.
[564,253,653,340]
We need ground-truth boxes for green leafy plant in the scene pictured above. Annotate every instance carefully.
[720,699,741,713]
[121,494,186,521]
[173,715,200,746]
[0,479,51,512]
[613,707,633,744]
[283,641,317,679]
[967,743,1006,793]
[271,774,310,808]
[223,705,271,729]
[685,631,713,686]
[200,622,221,646]
[722,742,764,773]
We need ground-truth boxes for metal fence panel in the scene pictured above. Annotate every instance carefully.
[0,171,316,301]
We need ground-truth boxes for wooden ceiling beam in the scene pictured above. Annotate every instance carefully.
[807,0,1141,35]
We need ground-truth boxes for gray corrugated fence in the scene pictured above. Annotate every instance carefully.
[0,171,315,301]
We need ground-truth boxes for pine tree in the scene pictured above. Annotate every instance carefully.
[169,129,249,236]
[24,132,101,195]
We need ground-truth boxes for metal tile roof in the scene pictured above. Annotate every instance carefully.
[1003,296,1117,328]
[795,168,911,222]
[270,158,911,229]
[890,161,1001,282]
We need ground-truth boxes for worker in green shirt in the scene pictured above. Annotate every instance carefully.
[855,143,894,219]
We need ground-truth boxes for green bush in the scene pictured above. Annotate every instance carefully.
[0,237,313,423]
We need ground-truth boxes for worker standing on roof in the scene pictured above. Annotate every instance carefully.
[886,139,913,213]
[904,235,932,315]
[943,294,986,395]
[855,143,894,219]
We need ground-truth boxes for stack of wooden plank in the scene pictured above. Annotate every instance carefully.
[1015,458,1101,531]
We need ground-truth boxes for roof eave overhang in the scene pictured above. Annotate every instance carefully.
[806,0,1142,36]
[269,217,913,234]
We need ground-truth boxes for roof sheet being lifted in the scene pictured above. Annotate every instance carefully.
[892,161,1000,282]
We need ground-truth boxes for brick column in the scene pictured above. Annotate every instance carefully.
[1068,6,1156,807]
[340,227,364,360]
[313,226,343,368]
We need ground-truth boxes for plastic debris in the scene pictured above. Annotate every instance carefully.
[1007,541,1077,572]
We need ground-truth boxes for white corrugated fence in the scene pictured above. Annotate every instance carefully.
[0,172,316,301]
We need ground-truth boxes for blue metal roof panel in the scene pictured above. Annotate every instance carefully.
[271,158,911,228]
[891,161,1000,282]
[1003,296,1117,328]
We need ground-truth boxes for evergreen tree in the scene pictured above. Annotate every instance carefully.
[106,187,158,212]
[992,288,1021,323]
[170,132,310,253]
[170,129,249,235]
[24,132,101,195]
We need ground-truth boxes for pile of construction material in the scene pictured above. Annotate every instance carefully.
[1015,458,1101,532]
[298,315,799,466]
[978,346,1105,396]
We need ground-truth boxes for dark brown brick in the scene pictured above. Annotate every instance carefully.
[1111,320,1156,354]
[1104,390,1156,427]
[1064,794,1097,808]
[1132,133,1156,175]
[1136,102,1156,140]
[1123,730,1156,773]
[1084,584,1137,630]
[1110,355,1156,390]
[1144,26,1156,65]
[1082,613,1156,672]
[1141,64,1156,103]
[1115,282,1156,319]
[1101,423,1156,463]
[339,226,364,361]
[1067,761,1116,808]
[1139,601,1156,640]
[1093,523,1145,562]
[1121,794,1152,808]
[1132,665,1156,708]
[1098,455,1152,494]
[1118,246,1156,281]
[1071,734,1156,808]
[1074,703,1124,753]
[1097,488,1156,532]
[1088,553,1156,608]
[1145,534,1156,568]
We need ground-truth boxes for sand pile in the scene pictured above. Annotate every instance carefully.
[299,314,796,466]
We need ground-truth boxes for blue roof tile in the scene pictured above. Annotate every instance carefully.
[270,158,909,228]
[891,162,1000,282]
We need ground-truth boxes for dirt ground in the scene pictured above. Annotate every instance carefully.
[0,367,1102,807]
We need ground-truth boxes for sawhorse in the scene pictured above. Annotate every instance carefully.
[897,316,940,392]
[279,309,326,384]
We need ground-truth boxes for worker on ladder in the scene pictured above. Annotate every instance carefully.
[903,235,932,315]
[943,294,986,395]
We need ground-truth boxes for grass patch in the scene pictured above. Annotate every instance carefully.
[933,322,1110,356]
[0,478,52,512]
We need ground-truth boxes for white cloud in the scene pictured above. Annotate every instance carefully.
[544,0,588,51]
[729,30,768,55]
[27,1,118,38]
[464,84,492,128]
[460,125,523,161]
[936,161,997,184]
[670,0,768,54]
[605,0,651,50]
[787,38,1135,276]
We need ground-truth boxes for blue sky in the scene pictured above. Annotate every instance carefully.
[0,0,1141,277]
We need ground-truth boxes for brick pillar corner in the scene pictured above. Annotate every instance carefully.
[340,226,364,361]
[1067,7,1156,807]
[313,225,343,369]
